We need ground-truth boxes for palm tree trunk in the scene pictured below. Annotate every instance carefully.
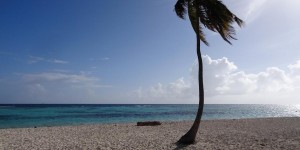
[178,33,204,144]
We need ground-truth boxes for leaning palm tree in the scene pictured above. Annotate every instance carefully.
[174,0,244,144]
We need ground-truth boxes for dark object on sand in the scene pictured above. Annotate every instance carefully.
[137,121,161,126]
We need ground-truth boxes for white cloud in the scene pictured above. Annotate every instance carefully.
[133,78,194,104]
[244,0,268,23]
[49,59,68,64]
[226,0,268,24]
[28,55,68,64]
[0,72,111,103]
[89,57,111,61]
[288,60,300,75]
[28,55,45,64]
[23,72,97,83]
[132,55,300,104]
[101,57,110,61]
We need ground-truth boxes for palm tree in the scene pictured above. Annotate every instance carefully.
[174,0,244,144]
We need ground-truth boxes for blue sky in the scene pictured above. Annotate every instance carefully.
[1,0,300,104]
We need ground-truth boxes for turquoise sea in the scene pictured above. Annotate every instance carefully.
[0,104,299,129]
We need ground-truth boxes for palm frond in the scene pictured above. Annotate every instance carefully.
[175,0,188,19]
[234,16,244,27]
[199,25,209,46]
[187,1,209,46]
[199,0,244,44]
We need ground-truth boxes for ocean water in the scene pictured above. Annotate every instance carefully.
[0,104,299,129]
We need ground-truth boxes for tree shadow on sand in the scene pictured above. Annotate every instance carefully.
[173,142,190,150]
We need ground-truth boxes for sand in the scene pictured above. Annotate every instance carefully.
[0,117,299,150]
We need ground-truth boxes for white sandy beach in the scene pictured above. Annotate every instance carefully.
[0,117,299,150]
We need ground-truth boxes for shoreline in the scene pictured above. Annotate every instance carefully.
[1,117,299,149]
[1,116,299,130]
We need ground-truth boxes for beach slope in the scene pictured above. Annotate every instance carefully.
[0,117,299,149]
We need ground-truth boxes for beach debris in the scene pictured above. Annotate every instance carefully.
[137,121,161,126]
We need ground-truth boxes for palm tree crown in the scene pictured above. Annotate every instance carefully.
[175,0,244,44]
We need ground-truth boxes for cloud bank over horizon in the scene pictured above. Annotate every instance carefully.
[1,55,300,104]
[133,55,300,104]
[0,72,111,104]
